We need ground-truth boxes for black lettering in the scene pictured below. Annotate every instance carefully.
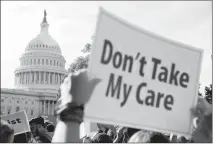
[123,55,133,73]
[145,90,155,106]
[106,73,122,99]
[7,120,11,124]
[121,84,132,107]
[11,120,16,124]
[169,64,179,86]
[101,39,113,65]
[158,67,168,83]
[16,118,21,123]
[180,72,189,88]
[152,58,161,80]
[113,51,122,68]
[136,83,147,104]
[156,93,164,108]
[139,57,147,77]
[164,95,174,110]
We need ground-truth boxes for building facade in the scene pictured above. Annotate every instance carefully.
[1,10,67,119]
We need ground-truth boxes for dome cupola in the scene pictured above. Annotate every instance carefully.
[25,10,62,54]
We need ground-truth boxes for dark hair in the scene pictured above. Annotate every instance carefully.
[45,122,51,127]
[29,116,45,127]
[150,133,170,143]
[0,120,14,143]
[46,124,55,132]
[92,133,113,143]
[126,128,140,137]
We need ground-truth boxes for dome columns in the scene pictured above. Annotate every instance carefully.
[15,71,65,86]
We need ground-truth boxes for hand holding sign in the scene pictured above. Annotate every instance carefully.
[2,111,30,135]
[60,70,101,106]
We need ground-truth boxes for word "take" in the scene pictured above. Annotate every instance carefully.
[100,39,190,88]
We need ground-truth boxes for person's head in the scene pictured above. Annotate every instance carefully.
[29,116,45,136]
[128,130,170,143]
[124,128,140,142]
[44,122,51,128]
[92,133,113,143]
[192,113,212,143]
[0,120,14,143]
[46,124,55,132]
[176,136,188,143]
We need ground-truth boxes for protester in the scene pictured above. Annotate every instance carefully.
[52,71,101,142]
[191,97,212,143]
[0,120,15,143]
[29,116,53,143]
[126,128,140,140]
[91,133,113,143]
[52,70,212,143]
[128,130,170,143]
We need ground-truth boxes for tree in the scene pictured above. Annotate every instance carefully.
[68,43,92,73]
[204,84,212,104]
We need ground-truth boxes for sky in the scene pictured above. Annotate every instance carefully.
[1,1,212,94]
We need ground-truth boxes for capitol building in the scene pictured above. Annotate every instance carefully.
[1,10,99,137]
[1,10,67,119]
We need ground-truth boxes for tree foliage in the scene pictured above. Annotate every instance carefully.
[204,84,212,104]
[68,43,91,73]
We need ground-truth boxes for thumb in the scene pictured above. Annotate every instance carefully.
[90,78,102,86]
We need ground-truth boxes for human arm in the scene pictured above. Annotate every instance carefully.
[52,71,101,143]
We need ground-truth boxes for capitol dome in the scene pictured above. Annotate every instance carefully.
[14,10,67,93]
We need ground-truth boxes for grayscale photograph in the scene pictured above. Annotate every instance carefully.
[1,1,212,143]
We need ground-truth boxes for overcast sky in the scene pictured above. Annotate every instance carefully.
[1,1,212,93]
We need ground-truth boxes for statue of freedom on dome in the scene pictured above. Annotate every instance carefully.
[43,10,47,23]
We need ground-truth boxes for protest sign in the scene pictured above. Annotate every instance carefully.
[2,110,30,135]
[85,8,203,137]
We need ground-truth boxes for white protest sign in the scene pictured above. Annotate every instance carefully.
[2,110,30,135]
[85,8,203,137]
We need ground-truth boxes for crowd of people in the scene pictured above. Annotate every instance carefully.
[0,70,212,143]
[0,116,55,143]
